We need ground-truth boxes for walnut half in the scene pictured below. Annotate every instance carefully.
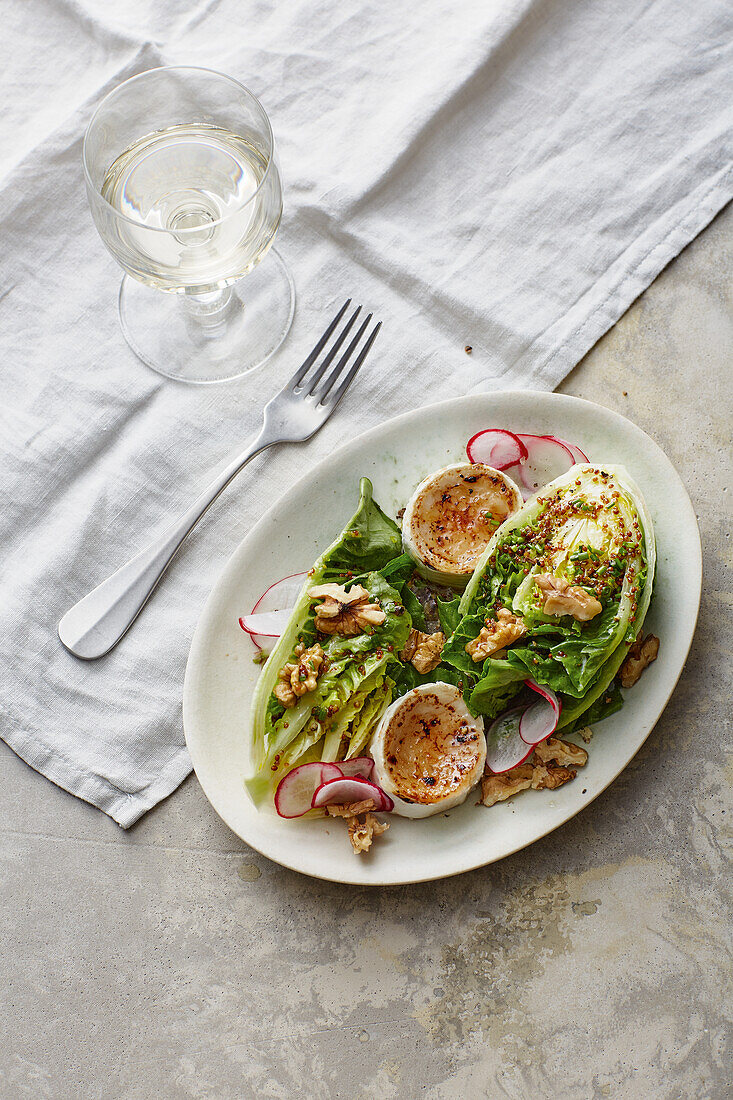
[479,736,586,807]
[466,608,526,662]
[309,582,386,636]
[401,628,445,673]
[534,736,588,768]
[273,642,325,708]
[619,633,660,688]
[535,573,602,622]
[481,764,534,806]
[530,763,576,790]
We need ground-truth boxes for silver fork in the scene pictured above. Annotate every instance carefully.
[58,301,381,660]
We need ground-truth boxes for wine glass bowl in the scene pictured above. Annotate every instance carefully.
[83,67,294,383]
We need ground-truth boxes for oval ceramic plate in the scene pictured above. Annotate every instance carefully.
[183,392,701,885]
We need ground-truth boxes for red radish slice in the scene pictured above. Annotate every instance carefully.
[312,776,394,812]
[498,461,533,501]
[275,761,343,818]
[519,680,561,745]
[466,428,528,470]
[252,572,308,613]
[336,757,375,780]
[242,571,308,648]
[239,608,293,640]
[539,435,589,464]
[485,707,534,774]
[519,700,559,745]
[523,678,561,710]
[502,435,576,500]
[464,429,587,499]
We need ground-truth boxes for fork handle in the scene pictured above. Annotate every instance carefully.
[58,428,273,660]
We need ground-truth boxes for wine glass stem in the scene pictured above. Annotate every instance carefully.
[182,285,236,329]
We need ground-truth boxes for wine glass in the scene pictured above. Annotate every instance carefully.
[83,66,294,384]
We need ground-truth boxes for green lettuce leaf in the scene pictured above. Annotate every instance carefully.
[561,679,624,734]
[436,594,462,637]
[345,676,395,759]
[444,464,656,731]
[246,479,408,801]
[321,667,386,760]
[391,660,473,701]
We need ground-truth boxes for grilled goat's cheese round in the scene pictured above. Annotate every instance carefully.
[402,463,522,586]
[370,683,486,818]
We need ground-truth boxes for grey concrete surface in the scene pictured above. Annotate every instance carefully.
[2,206,731,1100]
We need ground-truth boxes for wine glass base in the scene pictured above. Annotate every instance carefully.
[117,248,295,384]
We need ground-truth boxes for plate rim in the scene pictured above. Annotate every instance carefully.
[183,390,702,885]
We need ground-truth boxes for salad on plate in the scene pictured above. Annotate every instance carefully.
[240,429,659,855]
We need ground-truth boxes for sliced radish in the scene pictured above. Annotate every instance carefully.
[502,435,576,500]
[539,435,589,464]
[485,707,534,774]
[519,679,561,745]
[239,608,293,639]
[274,761,343,818]
[312,776,394,812]
[464,429,588,499]
[336,757,375,780]
[242,571,308,649]
[466,428,528,470]
[523,678,561,710]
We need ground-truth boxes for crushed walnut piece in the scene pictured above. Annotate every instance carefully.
[577,726,594,744]
[308,582,386,636]
[530,763,576,790]
[466,607,527,662]
[325,799,378,818]
[535,572,602,622]
[273,642,325,708]
[480,737,587,807]
[534,736,588,768]
[401,628,445,673]
[619,633,660,688]
[349,814,389,853]
[480,764,534,806]
[326,800,389,853]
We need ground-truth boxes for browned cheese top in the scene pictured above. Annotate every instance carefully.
[382,691,483,804]
[409,464,518,575]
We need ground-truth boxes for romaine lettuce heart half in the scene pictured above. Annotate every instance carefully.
[441,464,655,726]
[246,478,410,803]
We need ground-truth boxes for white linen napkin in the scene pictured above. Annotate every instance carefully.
[1,0,731,826]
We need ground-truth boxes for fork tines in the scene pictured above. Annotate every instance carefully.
[289,300,381,406]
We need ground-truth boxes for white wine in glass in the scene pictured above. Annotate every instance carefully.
[84,68,294,384]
